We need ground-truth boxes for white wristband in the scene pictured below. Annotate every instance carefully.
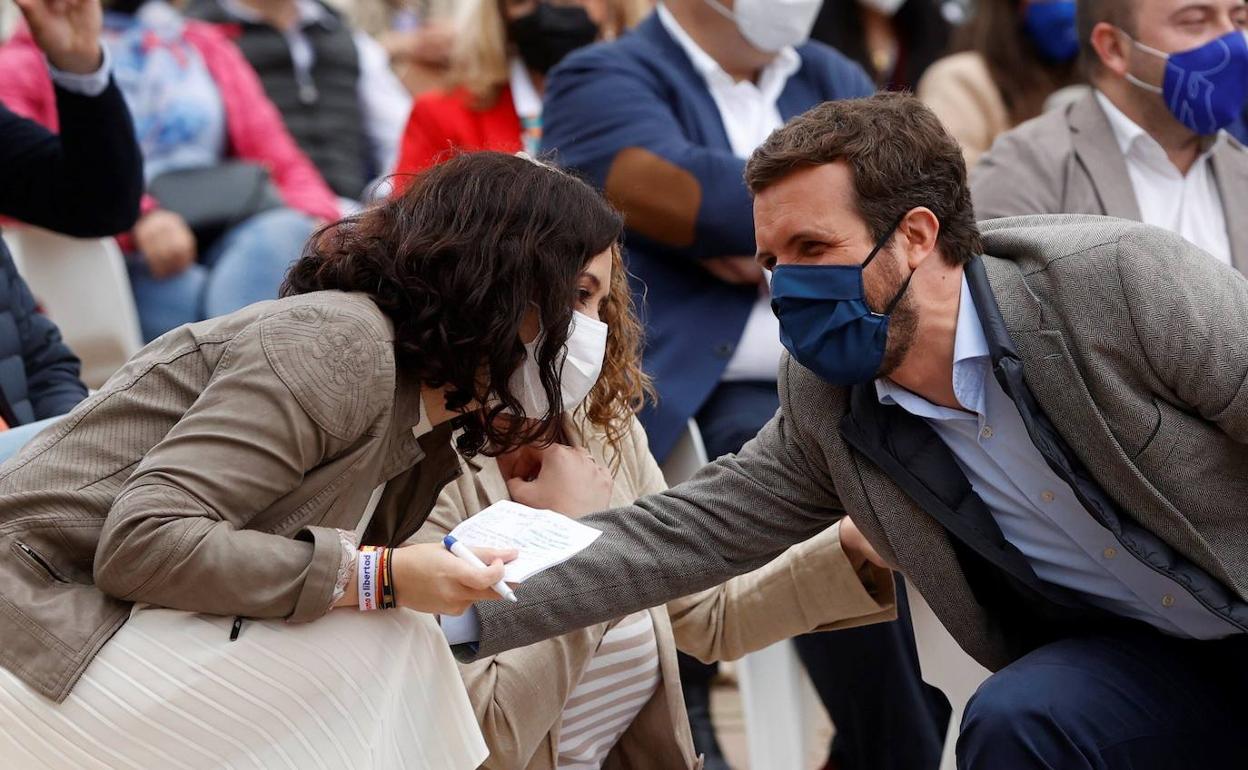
[357,549,379,611]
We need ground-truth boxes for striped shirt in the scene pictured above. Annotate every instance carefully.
[556,611,661,769]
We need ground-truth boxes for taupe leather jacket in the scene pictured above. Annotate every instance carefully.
[0,291,461,701]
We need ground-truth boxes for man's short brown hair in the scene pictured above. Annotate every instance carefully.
[745,93,981,266]
[1077,0,1136,75]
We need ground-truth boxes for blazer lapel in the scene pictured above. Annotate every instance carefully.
[634,14,735,151]
[1068,92,1142,220]
[1211,137,1248,275]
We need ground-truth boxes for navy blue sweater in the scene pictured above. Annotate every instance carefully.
[0,77,141,424]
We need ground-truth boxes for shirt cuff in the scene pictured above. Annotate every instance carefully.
[48,46,112,98]
[440,606,481,645]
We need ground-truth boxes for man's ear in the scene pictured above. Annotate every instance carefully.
[898,207,940,270]
[1090,21,1131,78]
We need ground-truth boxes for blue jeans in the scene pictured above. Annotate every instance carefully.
[0,416,62,463]
[957,629,1248,769]
[128,208,317,341]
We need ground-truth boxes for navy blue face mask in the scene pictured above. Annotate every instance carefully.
[770,220,911,386]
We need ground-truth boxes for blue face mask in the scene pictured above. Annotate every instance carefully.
[770,221,911,386]
[1125,29,1248,135]
[1023,1,1079,63]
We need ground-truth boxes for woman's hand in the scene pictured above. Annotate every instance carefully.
[838,516,887,572]
[389,542,518,616]
[504,444,613,518]
[134,210,197,278]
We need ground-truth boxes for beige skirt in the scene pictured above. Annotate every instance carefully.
[0,606,488,770]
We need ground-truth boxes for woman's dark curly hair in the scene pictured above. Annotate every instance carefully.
[282,151,625,456]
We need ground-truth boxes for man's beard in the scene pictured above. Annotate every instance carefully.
[877,290,917,379]
[868,247,917,380]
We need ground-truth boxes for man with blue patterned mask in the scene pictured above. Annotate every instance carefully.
[970,0,1248,276]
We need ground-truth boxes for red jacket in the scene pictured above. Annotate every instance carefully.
[393,86,522,190]
[0,23,341,228]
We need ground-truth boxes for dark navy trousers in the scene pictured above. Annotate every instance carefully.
[958,629,1248,769]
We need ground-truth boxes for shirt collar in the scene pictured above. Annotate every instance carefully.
[219,0,336,30]
[1095,89,1224,163]
[655,2,800,99]
[875,275,990,417]
[508,57,543,120]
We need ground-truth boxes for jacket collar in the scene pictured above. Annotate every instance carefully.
[378,368,444,481]
[1068,91,1143,221]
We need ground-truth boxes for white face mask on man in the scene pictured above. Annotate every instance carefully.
[702,0,823,53]
[510,311,608,417]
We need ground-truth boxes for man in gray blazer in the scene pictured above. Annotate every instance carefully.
[971,0,1248,274]
[450,93,1248,768]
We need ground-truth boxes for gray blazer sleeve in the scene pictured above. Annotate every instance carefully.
[1115,227,1248,443]
[466,357,846,659]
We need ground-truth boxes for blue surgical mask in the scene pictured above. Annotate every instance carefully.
[770,221,911,386]
[1123,29,1248,135]
[1023,1,1079,63]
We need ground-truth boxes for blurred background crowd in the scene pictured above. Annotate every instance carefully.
[2,0,1246,767]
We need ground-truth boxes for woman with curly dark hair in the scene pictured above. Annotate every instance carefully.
[409,164,898,770]
[0,151,628,768]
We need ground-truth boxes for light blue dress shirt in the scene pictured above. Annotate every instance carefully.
[876,277,1239,640]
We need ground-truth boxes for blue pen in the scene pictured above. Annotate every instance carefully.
[443,534,519,602]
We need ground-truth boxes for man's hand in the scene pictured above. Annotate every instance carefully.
[16,0,103,74]
[702,256,765,286]
[504,443,614,518]
[839,516,887,572]
[134,210,197,279]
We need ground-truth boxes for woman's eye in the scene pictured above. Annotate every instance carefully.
[577,289,593,305]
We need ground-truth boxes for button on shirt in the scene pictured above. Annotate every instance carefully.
[1095,91,1232,266]
[657,3,799,383]
[875,277,1239,640]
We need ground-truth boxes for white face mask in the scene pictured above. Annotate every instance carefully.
[857,0,906,16]
[510,311,608,417]
[703,0,823,53]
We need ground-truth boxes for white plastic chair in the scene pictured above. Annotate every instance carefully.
[907,586,992,770]
[4,226,144,389]
[660,419,816,770]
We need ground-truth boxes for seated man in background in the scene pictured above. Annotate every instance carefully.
[971,0,1248,273]
[187,0,412,203]
[0,0,140,458]
[456,93,1248,770]
[540,3,949,768]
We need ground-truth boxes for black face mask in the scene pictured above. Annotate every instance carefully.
[507,2,599,75]
[105,0,147,15]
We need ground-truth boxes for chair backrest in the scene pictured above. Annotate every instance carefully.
[659,419,710,487]
[4,227,144,389]
[907,585,993,770]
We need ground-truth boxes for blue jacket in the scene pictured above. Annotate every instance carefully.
[542,14,873,460]
[0,238,86,426]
